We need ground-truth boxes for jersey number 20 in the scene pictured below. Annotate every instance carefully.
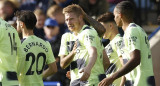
[26,52,46,75]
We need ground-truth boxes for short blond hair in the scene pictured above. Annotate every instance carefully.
[63,4,83,17]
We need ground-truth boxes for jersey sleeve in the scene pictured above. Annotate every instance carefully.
[46,42,56,64]
[127,28,141,53]
[58,34,68,56]
[83,29,97,48]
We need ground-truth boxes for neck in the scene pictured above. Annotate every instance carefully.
[109,27,119,41]
[122,19,133,31]
[74,22,85,35]
[22,28,34,38]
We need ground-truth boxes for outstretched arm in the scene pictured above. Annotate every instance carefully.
[82,12,106,37]
[112,50,140,80]
[98,49,140,86]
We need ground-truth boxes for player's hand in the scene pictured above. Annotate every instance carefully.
[66,71,71,79]
[98,77,114,86]
[79,67,91,81]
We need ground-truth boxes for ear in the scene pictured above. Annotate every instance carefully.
[119,13,123,18]
[79,15,83,21]
[109,22,113,28]
[20,21,24,28]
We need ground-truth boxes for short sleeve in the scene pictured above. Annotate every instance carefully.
[46,42,56,64]
[58,34,68,56]
[126,28,141,53]
[115,38,123,57]
[83,30,97,48]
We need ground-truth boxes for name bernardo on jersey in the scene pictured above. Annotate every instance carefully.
[24,41,48,52]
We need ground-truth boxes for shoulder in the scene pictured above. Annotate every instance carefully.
[128,23,142,32]
[83,26,94,31]
[126,24,142,36]
[82,26,97,36]
[35,36,49,44]
[35,36,51,48]
[62,32,72,37]
[115,35,123,42]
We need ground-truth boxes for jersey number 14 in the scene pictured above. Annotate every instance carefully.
[8,33,17,55]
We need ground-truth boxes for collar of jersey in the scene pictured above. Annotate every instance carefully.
[78,24,89,34]
[23,35,35,39]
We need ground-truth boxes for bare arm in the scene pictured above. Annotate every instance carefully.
[80,46,97,81]
[83,12,106,37]
[98,49,140,86]
[102,49,110,71]
[119,56,126,86]
[86,46,97,72]
[60,42,77,69]
[60,52,75,69]
[111,49,140,80]
[43,62,57,78]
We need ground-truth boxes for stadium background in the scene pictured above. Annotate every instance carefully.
[1,0,160,86]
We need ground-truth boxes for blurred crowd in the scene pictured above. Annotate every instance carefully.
[1,0,158,86]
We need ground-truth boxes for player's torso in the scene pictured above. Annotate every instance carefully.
[123,24,153,70]
[19,36,49,86]
[65,25,105,85]
[0,21,20,71]
[0,19,21,85]
[105,35,122,74]
[122,23,154,86]
[78,26,105,85]
[105,34,123,85]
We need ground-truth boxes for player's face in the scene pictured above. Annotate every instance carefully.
[113,8,122,27]
[64,12,81,32]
